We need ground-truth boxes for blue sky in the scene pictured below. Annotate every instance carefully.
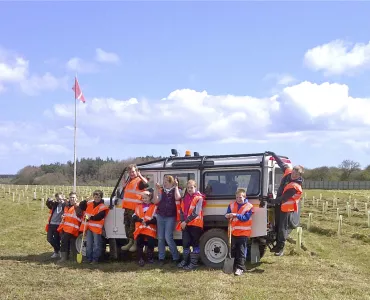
[1,1,370,174]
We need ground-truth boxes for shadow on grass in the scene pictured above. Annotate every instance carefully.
[0,252,271,274]
[351,233,370,244]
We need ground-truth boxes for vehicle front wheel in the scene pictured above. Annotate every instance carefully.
[199,228,228,269]
[75,233,86,256]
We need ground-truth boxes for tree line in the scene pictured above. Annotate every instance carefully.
[6,158,370,186]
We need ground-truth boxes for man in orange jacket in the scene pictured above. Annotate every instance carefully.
[266,151,304,257]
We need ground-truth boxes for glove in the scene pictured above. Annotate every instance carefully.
[85,215,90,221]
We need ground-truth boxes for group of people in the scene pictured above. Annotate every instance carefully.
[45,156,304,276]
[45,189,109,264]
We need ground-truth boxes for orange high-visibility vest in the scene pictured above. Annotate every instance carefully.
[57,206,71,233]
[133,204,157,240]
[230,201,254,237]
[122,177,144,211]
[176,194,204,230]
[57,206,82,237]
[281,182,302,212]
[79,201,109,234]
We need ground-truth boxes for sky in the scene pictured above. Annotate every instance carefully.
[1,1,370,174]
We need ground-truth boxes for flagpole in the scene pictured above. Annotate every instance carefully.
[73,74,77,193]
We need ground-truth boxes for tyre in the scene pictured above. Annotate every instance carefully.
[109,238,121,260]
[75,233,86,256]
[246,242,267,262]
[199,228,228,269]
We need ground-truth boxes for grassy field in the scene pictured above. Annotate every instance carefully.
[0,185,370,300]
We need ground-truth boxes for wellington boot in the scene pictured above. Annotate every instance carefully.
[121,239,134,251]
[57,252,68,263]
[129,240,137,252]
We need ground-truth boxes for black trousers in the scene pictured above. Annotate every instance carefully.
[60,231,76,254]
[182,225,203,251]
[47,224,61,252]
[276,209,290,248]
[231,236,248,271]
[136,234,156,251]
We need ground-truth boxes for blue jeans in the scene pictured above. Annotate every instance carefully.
[86,229,102,262]
[156,215,179,260]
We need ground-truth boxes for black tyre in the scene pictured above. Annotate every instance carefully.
[199,228,228,269]
[246,242,267,262]
[109,238,121,260]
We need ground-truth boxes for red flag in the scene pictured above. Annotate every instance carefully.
[72,77,86,103]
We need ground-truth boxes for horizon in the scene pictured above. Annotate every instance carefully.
[1,2,370,174]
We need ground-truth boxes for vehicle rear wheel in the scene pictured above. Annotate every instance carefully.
[199,229,228,269]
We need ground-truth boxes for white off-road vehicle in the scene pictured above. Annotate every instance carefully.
[76,150,300,268]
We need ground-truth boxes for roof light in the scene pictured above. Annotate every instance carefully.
[269,156,291,164]
[194,151,200,157]
[185,150,191,157]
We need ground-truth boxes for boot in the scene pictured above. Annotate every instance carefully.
[57,252,68,263]
[177,249,190,268]
[137,247,145,267]
[183,252,199,270]
[129,240,137,252]
[146,248,154,264]
[121,238,134,251]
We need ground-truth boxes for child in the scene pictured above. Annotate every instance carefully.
[58,192,83,263]
[177,180,206,270]
[79,190,109,264]
[132,189,157,267]
[225,188,254,276]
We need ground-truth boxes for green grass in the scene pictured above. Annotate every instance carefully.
[0,186,370,300]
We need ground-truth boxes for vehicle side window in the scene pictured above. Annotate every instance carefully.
[203,170,260,197]
[274,168,283,193]
[163,173,195,195]
[144,174,155,189]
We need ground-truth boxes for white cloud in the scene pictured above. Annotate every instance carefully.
[46,82,370,150]
[264,73,297,86]
[95,48,120,64]
[0,46,67,95]
[66,57,98,73]
[20,72,68,96]
[304,39,370,75]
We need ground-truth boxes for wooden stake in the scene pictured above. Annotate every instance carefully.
[365,203,368,213]
[319,193,322,200]
[336,208,339,220]
[325,201,329,213]
[354,200,357,210]
[296,227,302,251]
[307,213,313,230]
[41,198,45,210]
[337,215,343,235]
[33,191,37,200]
[312,196,315,205]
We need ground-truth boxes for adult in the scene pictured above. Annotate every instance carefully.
[45,193,68,258]
[79,190,109,264]
[153,175,181,265]
[121,164,149,252]
[267,151,304,256]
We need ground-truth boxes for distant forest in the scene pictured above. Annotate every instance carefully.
[2,157,370,186]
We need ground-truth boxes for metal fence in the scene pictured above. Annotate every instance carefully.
[303,181,370,190]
